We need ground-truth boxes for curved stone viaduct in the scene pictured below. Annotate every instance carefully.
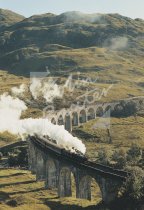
[28,136,129,204]
[45,96,144,132]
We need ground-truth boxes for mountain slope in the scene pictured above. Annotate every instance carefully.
[0,9,25,30]
[0,11,143,76]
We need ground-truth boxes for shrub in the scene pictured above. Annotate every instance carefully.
[112,148,127,168]
[8,154,18,166]
[127,143,142,164]
[97,148,111,165]
[122,166,144,202]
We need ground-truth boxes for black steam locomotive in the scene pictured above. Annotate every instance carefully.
[31,134,87,163]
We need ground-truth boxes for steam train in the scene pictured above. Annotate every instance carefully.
[30,134,87,163]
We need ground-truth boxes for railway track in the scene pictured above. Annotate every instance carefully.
[31,136,129,180]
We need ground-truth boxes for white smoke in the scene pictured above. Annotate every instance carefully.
[106,37,128,50]
[0,93,86,154]
[30,78,64,102]
[0,93,27,134]
[61,11,104,24]
[30,75,76,103]
[20,119,86,154]
[11,84,27,96]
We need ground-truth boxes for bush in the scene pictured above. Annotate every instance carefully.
[112,101,138,117]
[8,154,18,166]
[97,148,111,165]
[122,166,144,202]
[112,148,127,168]
[127,143,142,164]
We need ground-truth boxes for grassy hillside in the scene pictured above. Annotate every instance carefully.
[0,9,24,32]
[0,11,143,75]
[79,116,144,160]
[0,169,102,210]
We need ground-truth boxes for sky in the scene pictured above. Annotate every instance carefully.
[0,0,144,19]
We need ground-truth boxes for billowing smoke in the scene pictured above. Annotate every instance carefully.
[30,77,64,102]
[30,75,76,103]
[105,37,128,50]
[0,93,27,133]
[61,11,104,24]
[11,84,27,96]
[0,93,86,154]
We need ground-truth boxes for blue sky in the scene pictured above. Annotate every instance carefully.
[0,0,144,19]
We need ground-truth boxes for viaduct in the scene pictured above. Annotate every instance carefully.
[28,135,130,204]
[45,96,144,132]
[27,96,143,204]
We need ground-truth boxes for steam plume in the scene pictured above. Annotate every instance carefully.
[61,11,104,24]
[30,75,75,103]
[0,93,86,154]
[105,36,128,50]
[11,84,27,96]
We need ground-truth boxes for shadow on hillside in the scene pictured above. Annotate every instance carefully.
[0,187,46,203]
[8,187,45,196]
[0,180,36,188]
[43,199,104,210]
[0,172,28,178]
[0,191,10,202]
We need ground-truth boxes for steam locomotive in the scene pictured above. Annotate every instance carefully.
[31,134,87,163]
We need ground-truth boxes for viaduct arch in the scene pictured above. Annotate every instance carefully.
[48,97,144,132]
[28,136,129,204]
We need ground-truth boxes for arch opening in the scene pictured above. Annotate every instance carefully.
[79,110,87,123]
[58,115,64,125]
[51,118,56,125]
[104,105,112,117]
[72,112,79,126]
[91,178,102,203]
[59,167,76,198]
[79,175,102,203]
[87,108,95,120]
[71,172,76,198]
[96,107,104,117]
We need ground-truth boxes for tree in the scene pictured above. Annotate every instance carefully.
[122,166,144,202]
[112,148,127,169]
[97,148,111,165]
[124,101,138,117]
[127,143,142,164]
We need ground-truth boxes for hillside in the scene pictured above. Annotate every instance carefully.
[0,9,25,31]
[0,10,144,150]
[0,11,143,76]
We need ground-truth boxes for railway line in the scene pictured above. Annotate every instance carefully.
[30,135,130,181]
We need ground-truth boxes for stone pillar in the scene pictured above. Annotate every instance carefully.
[27,139,37,174]
[77,176,91,200]
[36,150,46,181]
[45,159,58,189]
[72,113,79,127]
[100,178,121,204]
[65,114,72,133]
[58,168,72,197]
